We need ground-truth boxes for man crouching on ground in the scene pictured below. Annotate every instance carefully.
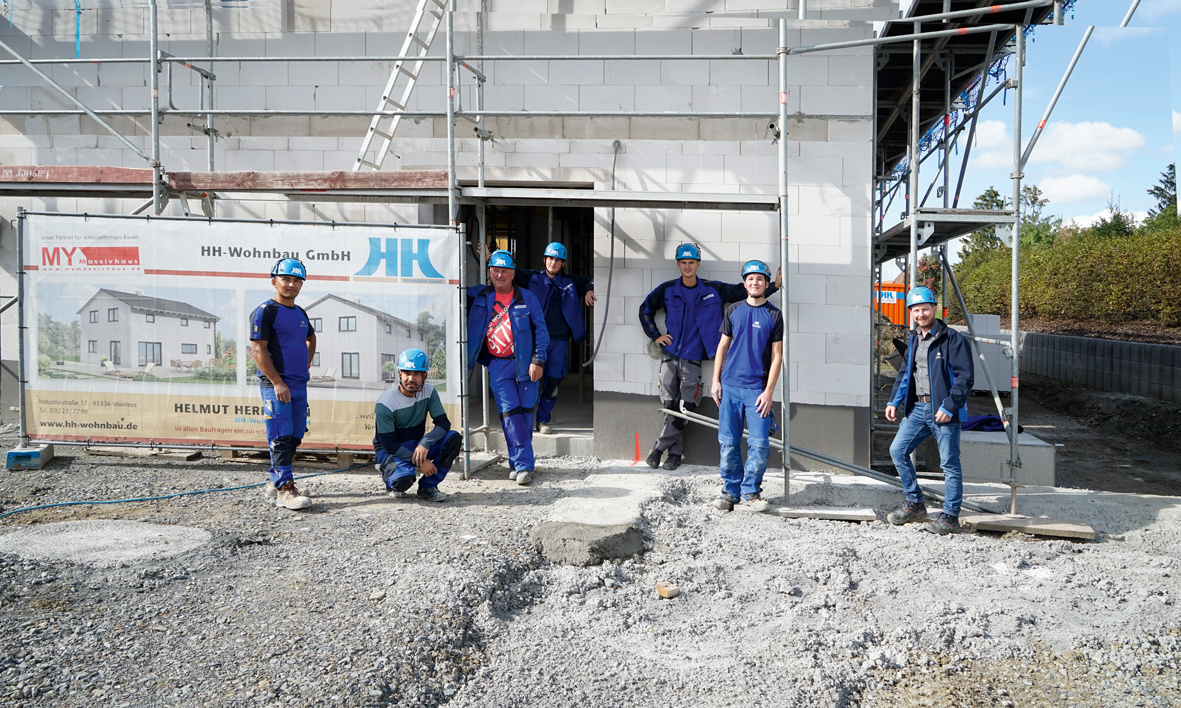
[884,286,974,534]
[374,348,463,502]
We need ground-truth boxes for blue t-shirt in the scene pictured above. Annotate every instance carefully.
[250,300,312,387]
[719,300,784,389]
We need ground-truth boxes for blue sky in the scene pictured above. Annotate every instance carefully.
[902,0,1179,238]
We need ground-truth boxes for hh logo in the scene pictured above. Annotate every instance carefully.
[41,246,141,270]
[355,238,444,278]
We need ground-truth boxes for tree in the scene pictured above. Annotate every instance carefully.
[1090,195,1137,240]
[1142,163,1178,233]
[959,187,1006,262]
[416,311,447,378]
[1018,184,1061,249]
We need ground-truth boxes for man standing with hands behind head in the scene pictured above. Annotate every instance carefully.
[251,258,316,511]
[467,250,549,485]
[710,260,783,513]
[884,286,974,535]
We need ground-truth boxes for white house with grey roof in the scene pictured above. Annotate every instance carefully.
[303,294,428,384]
[77,289,219,369]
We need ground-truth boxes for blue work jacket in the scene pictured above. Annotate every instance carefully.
[888,319,975,422]
[639,277,778,360]
[466,285,549,381]
[513,270,594,342]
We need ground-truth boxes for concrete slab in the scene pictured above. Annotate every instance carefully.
[0,520,211,566]
[962,430,1056,487]
[5,444,54,470]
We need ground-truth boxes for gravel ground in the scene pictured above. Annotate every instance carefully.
[2,429,1180,708]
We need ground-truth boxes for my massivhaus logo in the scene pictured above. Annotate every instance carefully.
[41,246,141,272]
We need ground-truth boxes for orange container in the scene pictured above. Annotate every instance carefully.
[874,282,907,326]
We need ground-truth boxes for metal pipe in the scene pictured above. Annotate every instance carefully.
[444,1,469,479]
[1122,0,1142,27]
[1053,0,1062,25]
[778,19,792,501]
[477,0,486,190]
[899,0,1051,26]
[20,210,456,230]
[788,23,1012,56]
[205,0,215,173]
[25,439,374,456]
[0,39,153,163]
[149,0,163,214]
[17,209,27,447]
[665,404,998,514]
[907,23,920,292]
[798,0,806,20]
[1009,26,1026,515]
[952,31,998,207]
[0,109,783,119]
[1020,26,1093,170]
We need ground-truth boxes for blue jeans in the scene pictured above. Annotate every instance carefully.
[488,358,539,472]
[536,338,569,424]
[260,383,308,487]
[718,386,773,500]
[377,430,461,491]
[889,401,963,517]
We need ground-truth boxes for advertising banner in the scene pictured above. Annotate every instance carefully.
[21,213,461,451]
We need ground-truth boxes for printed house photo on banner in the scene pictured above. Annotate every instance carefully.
[37,286,236,385]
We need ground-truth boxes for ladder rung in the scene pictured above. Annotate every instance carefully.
[430,0,447,7]
[372,129,393,140]
[397,66,419,80]
[357,159,380,169]
[410,34,430,49]
[383,97,406,110]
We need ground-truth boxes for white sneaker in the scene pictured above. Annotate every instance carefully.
[537,422,554,435]
[274,482,311,510]
[264,482,277,499]
[388,490,406,499]
[508,469,518,481]
[515,470,533,485]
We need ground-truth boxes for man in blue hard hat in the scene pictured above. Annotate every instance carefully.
[373,348,463,503]
[250,258,316,511]
[513,241,595,435]
[639,243,781,470]
[710,260,784,513]
[884,286,975,535]
[467,250,550,485]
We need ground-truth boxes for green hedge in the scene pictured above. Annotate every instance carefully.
[953,227,1181,326]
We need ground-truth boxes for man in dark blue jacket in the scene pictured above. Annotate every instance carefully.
[467,250,549,485]
[513,241,595,435]
[638,244,781,470]
[885,286,975,534]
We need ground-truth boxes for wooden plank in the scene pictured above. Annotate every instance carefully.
[959,513,1095,540]
[168,170,449,191]
[774,506,879,522]
[88,446,201,461]
[0,165,153,184]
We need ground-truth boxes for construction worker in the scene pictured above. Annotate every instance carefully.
[638,243,781,470]
[884,286,975,535]
[710,260,784,513]
[373,348,463,503]
[512,241,595,435]
[250,258,316,511]
[467,250,549,485]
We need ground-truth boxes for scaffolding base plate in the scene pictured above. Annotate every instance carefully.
[959,513,1095,540]
[770,506,878,522]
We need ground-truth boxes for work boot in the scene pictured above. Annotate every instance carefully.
[743,495,771,513]
[924,512,964,535]
[274,481,311,510]
[508,468,518,481]
[662,453,682,471]
[712,493,737,512]
[264,481,277,499]
[887,501,929,525]
[537,422,554,435]
[516,470,533,485]
[646,448,663,469]
[416,486,449,503]
[388,489,407,499]
[438,434,463,471]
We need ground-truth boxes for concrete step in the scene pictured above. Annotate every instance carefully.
[475,427,594,458]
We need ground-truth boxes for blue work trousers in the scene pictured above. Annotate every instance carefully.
[889,401,964,518]
[718,386,773,500]
[379,430,462,491]
[489,358,539,472]
[536,338,569,425]
[260,383,308,487]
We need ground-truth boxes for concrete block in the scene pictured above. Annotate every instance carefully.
[708,58,770,87]
[605,59,661,86]
[330,2,382,32]
[265,32,315,57]
[240,60,290,88]
[826,333,870,366]
[800,84,872,116]
[660,59,709,86]
[828,53,871,86]
[634,85,691,113]
[796,362,865,397]
[223,149,275,171]
[579,85,635,112]
[739,85,779,114]
[825,274,869,307]
[723,154,777,188]
[523,85,579,112]
[961,431,1056,487]
[287,61,339,87]
[495,59,550,86]
[690,84,743,113]
[6,444,54,471]
[791,331,826,365]
[651,12,708,28]
[798,304,867,336]
[783,55,829,86]
[550,59,604,85]
[274,150,325,171]
[699,118,765,141]
[98,62,148,87]
[578,28,633,55]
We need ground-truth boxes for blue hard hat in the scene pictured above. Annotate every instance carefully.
[397,348,430,373]
[488,250,516,269]
[270,258,306,280]
[741,260,771,280]
[543,242,568,260]
[905,286,937,308]
[675,243,701,261]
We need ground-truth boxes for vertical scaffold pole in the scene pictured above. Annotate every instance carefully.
[16,209,27,448]
[446,0,469,479]
[1008,26,1025,514]
[205,0,215,172]
[777,19,792,501]
[907,22,920,293]
[149,0,163,214]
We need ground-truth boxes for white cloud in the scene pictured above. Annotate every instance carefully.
[1038,174,1111,205]
[1173,110,1181,136]
[1066,209,1147,229]
[1142,0,1181,20]
[970,120,1013,169]
[1029,121,1147,172]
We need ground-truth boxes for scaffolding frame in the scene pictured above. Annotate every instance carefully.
[0,0,1083,507]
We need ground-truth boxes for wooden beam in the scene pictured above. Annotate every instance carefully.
[0,165,153,184]
[960,513,1096,540]
[168,170,449,191]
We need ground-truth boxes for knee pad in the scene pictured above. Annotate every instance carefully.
[672,416,688,431]
[682,401,698,413]
[389,475,415,493]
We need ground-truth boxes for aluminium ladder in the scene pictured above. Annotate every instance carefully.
[353,0,448,171]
